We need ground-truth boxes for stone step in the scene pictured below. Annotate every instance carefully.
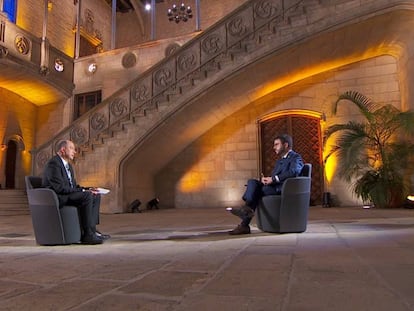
[0,190,29,215]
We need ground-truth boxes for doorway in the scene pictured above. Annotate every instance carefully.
[259,111,324,205]
[5,140,17,189]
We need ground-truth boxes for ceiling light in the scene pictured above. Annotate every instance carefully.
[167,3,192,23]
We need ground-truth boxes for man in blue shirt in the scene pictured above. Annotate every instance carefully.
[228,134,304,235]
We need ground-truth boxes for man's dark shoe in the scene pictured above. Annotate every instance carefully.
[96,230,111,240]
[227,206,254,219]
[229,224,251,235]
[81,234,104,245]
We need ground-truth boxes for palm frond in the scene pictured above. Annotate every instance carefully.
[333,91,380,121]
[333,131,369,181]
[324,121,366,142]
[327,91,414,208]
[396,111,414,135]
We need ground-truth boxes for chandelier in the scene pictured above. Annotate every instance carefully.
[167,3,193,23]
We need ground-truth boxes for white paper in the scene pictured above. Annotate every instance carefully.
[95,187,110,194]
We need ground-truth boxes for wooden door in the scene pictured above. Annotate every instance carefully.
[259,113,324,205]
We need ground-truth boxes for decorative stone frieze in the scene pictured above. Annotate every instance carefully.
[131,79,152,106]
[71,126,88,145]
[122,52,137,68]
[14,34,31,55]
[165,43,181,57]
[110,97,128,119]
[36,150,52,171]
[0,46,8,58]
[90,112,107,136]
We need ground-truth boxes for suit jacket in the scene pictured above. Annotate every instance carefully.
[271,150,304,185]
[42,155,83,205]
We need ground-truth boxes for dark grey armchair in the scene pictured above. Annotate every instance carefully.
[25,176,81,245]
[256,163,312,233]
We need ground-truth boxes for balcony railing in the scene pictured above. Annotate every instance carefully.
[0,17,74,97]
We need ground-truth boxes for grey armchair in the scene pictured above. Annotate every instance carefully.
[256,163,312,233]
[25,176,81,245]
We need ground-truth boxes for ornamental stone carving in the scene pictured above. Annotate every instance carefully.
[90,112,107,131]
[122,52,137,68]
[0,46,8,58]
[110,98,128,117]
[71,126,87,145]
[14,34,30,55]
[201,34,223,56]
[36,150,50,170]
[131,82,151,104]
[165,43,181,57]
[228,16,248,38]
[177,51,197,73]
[154,68,173,89]
[254,0,281,20]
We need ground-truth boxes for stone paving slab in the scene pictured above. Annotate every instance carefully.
[0,206,413,310]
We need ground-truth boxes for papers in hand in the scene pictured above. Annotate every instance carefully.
[95,187,110,194]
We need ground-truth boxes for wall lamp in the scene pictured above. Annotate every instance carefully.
[54,58,64,72]
[88,63,97,73]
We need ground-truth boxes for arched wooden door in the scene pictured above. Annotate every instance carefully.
[259,111,324,205]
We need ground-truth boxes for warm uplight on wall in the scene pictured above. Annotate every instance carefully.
[323,144,337,184]
[178,171,204,192]
[0,144,7,151]
[324,157,336,184]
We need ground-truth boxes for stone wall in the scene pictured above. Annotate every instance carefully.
[116,0,249,48]
[15,0,248,57]
[16,0,77,57]
[73,32,198,100]
[0,89,36,189]
[155,55,400,209]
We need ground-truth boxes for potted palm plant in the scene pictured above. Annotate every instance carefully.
[324,91,414,208]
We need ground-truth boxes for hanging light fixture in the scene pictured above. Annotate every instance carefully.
[167,3,192,23]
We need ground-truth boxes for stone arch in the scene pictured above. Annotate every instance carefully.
[116,8,414,212]
[258,110,324,205]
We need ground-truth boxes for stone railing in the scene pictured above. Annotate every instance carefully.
[0,17,74,96]
[33,0,310,172]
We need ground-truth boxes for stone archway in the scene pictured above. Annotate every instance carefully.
[259,110,324,205]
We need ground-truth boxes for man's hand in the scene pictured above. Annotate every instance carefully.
[83,187,100,195]
[89,187,100,195]
[261,176,273,185]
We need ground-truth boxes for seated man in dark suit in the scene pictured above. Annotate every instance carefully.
[228,134,304,235]
[42,140,110,244]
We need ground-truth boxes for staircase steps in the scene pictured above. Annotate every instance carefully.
[0,189,29,216]
[35,0,350,167]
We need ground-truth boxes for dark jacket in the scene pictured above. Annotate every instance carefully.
[271,150,304,184]
[42,155,83,206]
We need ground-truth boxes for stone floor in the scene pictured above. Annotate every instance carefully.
[0,206,414,311]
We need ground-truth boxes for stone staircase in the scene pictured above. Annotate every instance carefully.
[0,190,30,216]
[27,0,409,212]
[32,0,315,172]
[31,0,405,174]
